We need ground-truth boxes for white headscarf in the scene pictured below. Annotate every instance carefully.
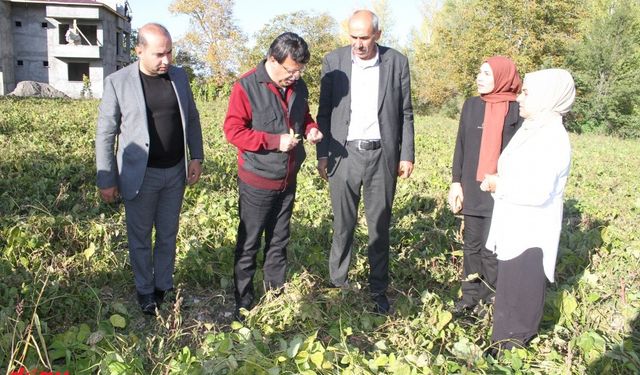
[521,69,576,130]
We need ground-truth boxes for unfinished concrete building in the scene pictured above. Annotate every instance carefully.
[0,0,131,98]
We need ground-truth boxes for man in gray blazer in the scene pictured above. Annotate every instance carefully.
[95,23,204,315]
[316,10,414,314]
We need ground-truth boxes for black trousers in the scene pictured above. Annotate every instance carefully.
[492,247,547,349]
[328,144,396,295]
[234,179,296,309]
[460,215,497,306]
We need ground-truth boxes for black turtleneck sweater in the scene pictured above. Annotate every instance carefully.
[139,71,184,168]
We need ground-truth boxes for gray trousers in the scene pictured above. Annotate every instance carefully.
[123,161,185,295]
[328,144,396,295]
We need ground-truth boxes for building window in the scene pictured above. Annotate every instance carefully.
[59,24,98,45]
[43,61,49,67]
[17,60,23,66]
[116,32,121,55]
[15,21,22,27]
[42,22,48,28]
[123,32,130,53]
[68,62,89,81]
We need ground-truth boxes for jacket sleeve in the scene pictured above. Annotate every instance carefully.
[452,99,470,183]
[303,103,318,136]
[315,55,333,159]
[223,82,280,152]
[184,72,204,161]
[399,55,415,163]
[95,76,120,189]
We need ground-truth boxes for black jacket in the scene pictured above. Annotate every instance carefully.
[452,96,522,217]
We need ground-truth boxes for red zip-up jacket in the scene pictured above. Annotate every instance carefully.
[223,61,317,190]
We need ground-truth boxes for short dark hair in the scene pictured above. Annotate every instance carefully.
[267,32,310,64]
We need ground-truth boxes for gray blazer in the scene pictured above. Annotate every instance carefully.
[95,62,204,200]
[316,45,415,178]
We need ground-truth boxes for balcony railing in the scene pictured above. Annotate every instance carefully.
[51,45,100,59]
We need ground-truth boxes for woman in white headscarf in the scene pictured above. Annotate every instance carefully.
[480,69,576,353]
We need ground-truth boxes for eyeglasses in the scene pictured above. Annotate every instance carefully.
[278,61,306,76]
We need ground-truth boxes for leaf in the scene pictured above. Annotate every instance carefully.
[111,302,128,316]
[436,310,453,332]
[561,291,578,319]
[310,351,324,368]
[287,336,303,358]
[83,242,96,259]
[109,314,126,328]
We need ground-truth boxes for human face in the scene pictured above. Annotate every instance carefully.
[270,56,305,88]
[348,15,381,60]
[516,84,531,118]
[476,63,495,94]
[136,30,172,76]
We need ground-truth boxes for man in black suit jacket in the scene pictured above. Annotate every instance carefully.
[316,10,415,314]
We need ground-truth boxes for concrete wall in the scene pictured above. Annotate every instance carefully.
[0,1,16,95]
[1,1,131,98]
[11,4,49,84]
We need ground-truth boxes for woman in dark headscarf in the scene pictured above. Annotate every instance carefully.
[481,69,576,353]
[448,56,522,316]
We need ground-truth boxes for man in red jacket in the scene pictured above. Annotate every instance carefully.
[223,32,322,320]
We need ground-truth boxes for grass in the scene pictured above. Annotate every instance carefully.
[0,96,639,374]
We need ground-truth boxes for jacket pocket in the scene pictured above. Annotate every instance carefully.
[252,109,281,134]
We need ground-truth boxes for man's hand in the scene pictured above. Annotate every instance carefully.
[100,186,119,203]
[448,182,464,213]
[317,158,328,181]
[480,174,499,193]
[279,132,299,152]
[306,128,323,145]
[398,161,414,179]
[187,159,202,185]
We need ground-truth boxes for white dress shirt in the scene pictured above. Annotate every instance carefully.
[486,115,571,282]
[347,50,380,141]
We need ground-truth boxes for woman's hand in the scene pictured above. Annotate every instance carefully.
[448,182,464,213]
[480,174,499,193]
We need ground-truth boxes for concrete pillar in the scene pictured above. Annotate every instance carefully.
[0,2,16,95]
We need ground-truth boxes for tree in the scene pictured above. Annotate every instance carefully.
[241,11,341,104]
[372,0,399,48]
[409,0,586,113]
[169,0,247,85]
[566,0,640,137]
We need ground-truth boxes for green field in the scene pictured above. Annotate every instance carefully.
[0,97,639,374]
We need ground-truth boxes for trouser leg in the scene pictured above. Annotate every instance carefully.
[152,162,185,292]
[362,148,395,295]
[328,148,363,287]
[262,183,296,290]
[234,179,277,308]
[124,168,162,295]
[492,247,547,349]
[461,215,495,305]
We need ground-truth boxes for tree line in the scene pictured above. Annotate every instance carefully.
[167,0,640,138]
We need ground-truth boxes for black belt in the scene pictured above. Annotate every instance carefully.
[347,139,381,151]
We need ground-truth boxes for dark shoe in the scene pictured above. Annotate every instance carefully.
[452,300,475,316]
[154,288,175,306]
[234,305,250,323]
[326,280,350,290]
[372,294,391,315]
[137,293,157,316]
